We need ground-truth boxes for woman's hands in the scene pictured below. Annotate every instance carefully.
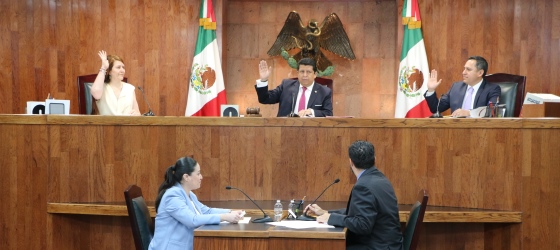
[220,210,244,223]
[98,50,109,70]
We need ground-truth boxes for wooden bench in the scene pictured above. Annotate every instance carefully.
[47,200,522,223]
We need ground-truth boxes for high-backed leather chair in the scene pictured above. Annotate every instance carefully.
[402,189,429,250]
[77,74,128,114]
[124,185,154,250]
[485,73,526,117]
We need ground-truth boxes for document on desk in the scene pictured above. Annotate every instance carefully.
[267,220,335,229]
[220,217,251,224]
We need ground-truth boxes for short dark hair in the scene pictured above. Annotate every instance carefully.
[348,140,375,169]
[468,56,488,76]
[297,58,317,73]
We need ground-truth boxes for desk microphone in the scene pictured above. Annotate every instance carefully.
[225,186,272,223]
[429,93,445,118]
[137,86,155,116]
[287,92,300,117]
[297,178,340,221]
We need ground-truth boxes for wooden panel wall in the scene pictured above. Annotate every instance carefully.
[1,0,558,117]
[3,116,560,249]
[0,117,49,250]
[46,118,522,212]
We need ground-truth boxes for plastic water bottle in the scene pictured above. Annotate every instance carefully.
[288,199,295,219]
[274,200,283,222]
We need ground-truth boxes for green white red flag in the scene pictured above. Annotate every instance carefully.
[185,0,227,116]
[394,0,432,118]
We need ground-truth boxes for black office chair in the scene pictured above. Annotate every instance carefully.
[124,185,154,250]
[485,73,527,117]
[402,189,429,250]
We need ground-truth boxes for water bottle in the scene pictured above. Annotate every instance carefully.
[274,200,283,222]
[288,199,295,219]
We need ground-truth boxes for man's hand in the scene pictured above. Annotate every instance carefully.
[316,213,330,224]
[303,204,326,217]
[427,69,442,92]
[297,108,313,117]
[451,108,470,117]
[259,60,271,82]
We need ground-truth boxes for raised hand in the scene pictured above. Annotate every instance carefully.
[98,50,109,70]
[427,69,442,92]
[258,60,271,82]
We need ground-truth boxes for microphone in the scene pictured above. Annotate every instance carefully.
[287,92,300,117]
[297,178,340,221]
[137,86,155,116]
[225,186,272,223]
[429,93,445,118]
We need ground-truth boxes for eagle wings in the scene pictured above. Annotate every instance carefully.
[267,11,356,74]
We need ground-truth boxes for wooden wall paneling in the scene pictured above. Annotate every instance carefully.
[1,0,560,117]
[194,237,269,250]
[0,121,49,249]
[48,214,134,250]
[522,129,560,249]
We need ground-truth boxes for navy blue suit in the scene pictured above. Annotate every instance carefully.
[255,79,333,117]
[327,167,403,250]
[424,79,501,113]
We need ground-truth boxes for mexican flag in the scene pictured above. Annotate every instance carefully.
[185,0,227,116]
[394,0,432,118]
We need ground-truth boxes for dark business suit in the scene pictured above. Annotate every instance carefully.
[424,79,501,113]
[255,79,333,117]
[328,167,403,250]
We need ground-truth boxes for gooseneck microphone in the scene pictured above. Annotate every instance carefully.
[287,92,300,117]
[137,86,155,116]
[297,178,340,221]
[429,93,445,118]
[225,186,272,223]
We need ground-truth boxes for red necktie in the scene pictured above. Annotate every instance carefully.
[298,87,307,112]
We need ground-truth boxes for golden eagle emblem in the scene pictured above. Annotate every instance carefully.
[267,11,356,76]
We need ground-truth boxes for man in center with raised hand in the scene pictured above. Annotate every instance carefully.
[254,58,333,117]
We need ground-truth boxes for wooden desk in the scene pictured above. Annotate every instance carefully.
[193,223,346,250]
[2,115,559,249]
[46,201,522,223]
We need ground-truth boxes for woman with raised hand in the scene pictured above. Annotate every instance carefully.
[90,50,141,115]
[149,157,243,250]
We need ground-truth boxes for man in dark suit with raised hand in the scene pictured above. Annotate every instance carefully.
[254,58,333,117]
[424,55,501,117]
[304,140,403,250]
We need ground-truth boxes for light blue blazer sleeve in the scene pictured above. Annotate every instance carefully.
[148,184,231,250]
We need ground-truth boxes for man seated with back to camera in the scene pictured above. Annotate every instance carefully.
[304,140,403,250]
[424,55,501,117]
[254,58,333,117]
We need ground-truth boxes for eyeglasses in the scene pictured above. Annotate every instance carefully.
[298,70,314,75]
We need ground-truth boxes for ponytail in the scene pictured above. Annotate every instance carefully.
[154,157,198,212]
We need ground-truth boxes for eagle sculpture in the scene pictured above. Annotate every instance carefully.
[267,11,356,76]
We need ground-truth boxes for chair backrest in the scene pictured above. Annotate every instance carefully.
[485,73,527,117]
[77,74,128,114]
[124,185,154,250]
[403,189,429,250]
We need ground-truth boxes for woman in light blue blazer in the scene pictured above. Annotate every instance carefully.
[148,157,243,250]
